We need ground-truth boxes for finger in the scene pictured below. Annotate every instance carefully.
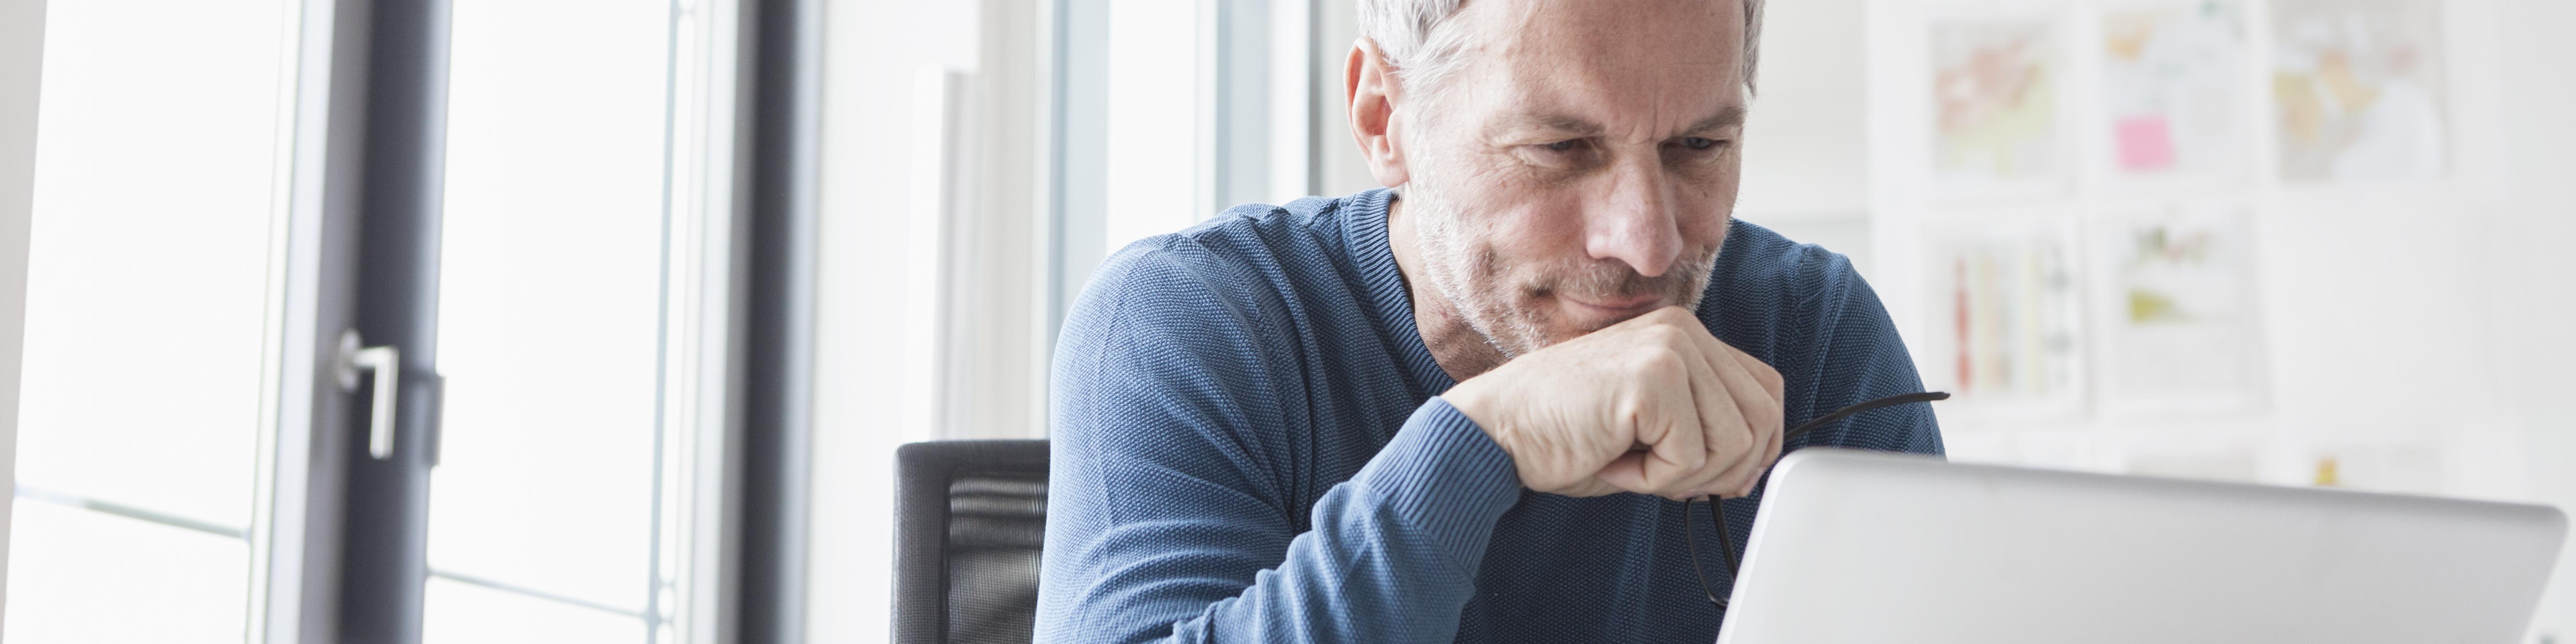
[1702,336,1787,446]
[1686,317,1784,400]
[1639,346,1710,478]
[1669,330,1743,499]
[1732,404,1784,497]
[1704,433,1763,498]
[1685,345,1771,498]
[1686,326,1785,433]
[1598,449,1697,499]
[1717,358,1784,499]
[1721,340,1787,400]
[1612,349,1708,498]
[1738,360,1787,497]
[1593,451,1649,494]
[1677,328,1790,496]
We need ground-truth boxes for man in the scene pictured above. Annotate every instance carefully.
[1037,0,1942,641]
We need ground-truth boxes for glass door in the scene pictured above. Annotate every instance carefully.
[4,2,310,641]
[5,0,777,640]
[4,0,308,642]
[417,0,738,641]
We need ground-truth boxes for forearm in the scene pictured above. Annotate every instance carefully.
[1041,398,1522,644]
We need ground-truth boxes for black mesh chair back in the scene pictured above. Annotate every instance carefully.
[895,439,1050,644]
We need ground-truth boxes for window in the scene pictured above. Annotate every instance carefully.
[421,0,732,641]
[4,0,799,642]
[7,1,302,640]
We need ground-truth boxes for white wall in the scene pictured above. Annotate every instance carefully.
[811,0,1046,640]
[2487,0,2576,637]
[1843,0,2576,638]
[1829,0,2545,498]
[0,0,46,631]
[812,0,962,637]
[1304,0,2576,635]
[1731,0,1877,274]
[816,0,2576,640]
[1102,0,1212,251]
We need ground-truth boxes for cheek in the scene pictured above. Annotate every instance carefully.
[1677,167,1741,246]
[1481,200,1591,283]
[1433,164,1590,272]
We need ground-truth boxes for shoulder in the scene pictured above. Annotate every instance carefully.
[1698,219,1903,379]
[1051,200,1362,483]
[1702,219,1873,339]
[1710,219,1859,289]
[1059,195,1355,364]
[1702,220,1940,453]
[1077,197,1344,310]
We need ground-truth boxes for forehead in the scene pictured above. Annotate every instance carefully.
[1445,0,1747,133]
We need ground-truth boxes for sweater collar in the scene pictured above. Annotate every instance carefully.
[1339,188,1461,396]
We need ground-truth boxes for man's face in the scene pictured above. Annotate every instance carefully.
[1397,0,1747,357]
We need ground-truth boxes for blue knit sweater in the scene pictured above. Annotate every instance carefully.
[1038,189,1943,644]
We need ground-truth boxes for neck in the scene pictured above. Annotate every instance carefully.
[1386,193,1510,384]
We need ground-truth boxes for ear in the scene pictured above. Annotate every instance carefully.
[1345,38,1411,189]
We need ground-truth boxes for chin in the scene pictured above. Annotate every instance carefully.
[1510,310,1617,350]
[1554,298,1664,332]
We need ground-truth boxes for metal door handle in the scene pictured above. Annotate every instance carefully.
[338,330,401,460]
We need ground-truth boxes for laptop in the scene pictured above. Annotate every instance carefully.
[1714,449,2567,644]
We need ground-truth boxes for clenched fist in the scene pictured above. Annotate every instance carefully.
[1442,307,1785,500]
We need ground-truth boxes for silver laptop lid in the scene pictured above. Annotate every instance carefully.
[1715,449,2566,644]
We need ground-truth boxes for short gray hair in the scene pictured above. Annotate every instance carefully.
[1357,0,1766,98]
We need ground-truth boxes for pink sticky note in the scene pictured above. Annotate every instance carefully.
[2115,116,2175,172]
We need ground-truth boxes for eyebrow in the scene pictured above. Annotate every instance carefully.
[1499,113,1604,138]
[1496,105,1749,139]
[1685,106,1748,134]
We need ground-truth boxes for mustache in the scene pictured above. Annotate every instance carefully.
[1520,246,1720,303]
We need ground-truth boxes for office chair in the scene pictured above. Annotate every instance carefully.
[894,439,1050,644]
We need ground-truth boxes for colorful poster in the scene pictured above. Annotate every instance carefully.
[2092,205,2267,414]
[1921,221,2085,418]
[2269,0,2448,181]
[1930,17,2065,191]
[2100,1,2247,179]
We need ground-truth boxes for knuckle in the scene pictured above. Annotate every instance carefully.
[1720,426,1752,449]
[1628,348,1685,379]
[1641,323,1684,346]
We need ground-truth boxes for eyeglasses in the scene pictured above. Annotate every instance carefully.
[1681,391,1950,609]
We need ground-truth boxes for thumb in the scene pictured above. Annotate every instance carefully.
[1593,451,1672,498]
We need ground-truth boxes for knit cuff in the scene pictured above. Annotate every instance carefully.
[1349,396,1525,577]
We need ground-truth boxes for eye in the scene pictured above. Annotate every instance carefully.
[1543,139,1583,152]
[1681,137,1727,150]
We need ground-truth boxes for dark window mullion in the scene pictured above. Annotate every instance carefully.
[331,0,451,642]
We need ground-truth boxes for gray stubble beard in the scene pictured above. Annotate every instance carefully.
[1401,176,1723,362]
[1409,187,1552,360]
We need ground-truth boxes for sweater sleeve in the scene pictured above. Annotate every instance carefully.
[1036,246,1525,644]
[1800,256,1946,456]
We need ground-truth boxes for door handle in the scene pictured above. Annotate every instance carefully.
[338,329,401,460]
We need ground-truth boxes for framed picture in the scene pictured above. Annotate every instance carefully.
[2268,0,2449,182]
[2095,0,2254,188]
[2088,202,2268,415]
[1917,212,2088,422]
[1926,10,2076,201]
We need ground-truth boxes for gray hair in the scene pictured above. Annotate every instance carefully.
[1356,0,1766,98]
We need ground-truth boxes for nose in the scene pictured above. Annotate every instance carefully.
[1583,156,1683,278]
